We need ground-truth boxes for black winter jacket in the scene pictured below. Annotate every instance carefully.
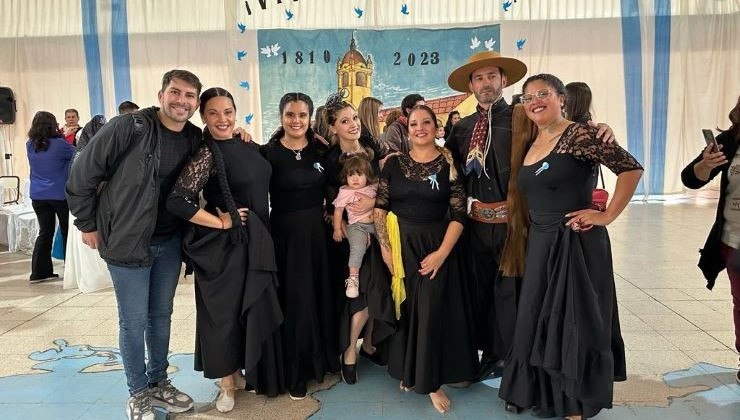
[66,107,201,267]
[680,127,740,289]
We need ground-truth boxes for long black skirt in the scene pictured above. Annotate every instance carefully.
[499,210,627,418]
[271,207,340,390]
[386,219,479,394]
[183,225,284,396]
[326,221,393,362]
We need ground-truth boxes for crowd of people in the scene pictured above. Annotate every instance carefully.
[20,48,736,420]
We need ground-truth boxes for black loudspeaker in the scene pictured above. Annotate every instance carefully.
[0,87,16,124]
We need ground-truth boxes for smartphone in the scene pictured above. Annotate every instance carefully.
[702,129,719,152]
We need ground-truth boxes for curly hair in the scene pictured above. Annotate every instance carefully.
[27,111,60,152]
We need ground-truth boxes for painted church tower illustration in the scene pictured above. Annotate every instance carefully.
[337,34,373,109]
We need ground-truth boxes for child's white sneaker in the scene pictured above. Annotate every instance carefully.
[345,276,359,298]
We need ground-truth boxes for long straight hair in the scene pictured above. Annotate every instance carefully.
[500,104,537,277]
[358,97,382,140]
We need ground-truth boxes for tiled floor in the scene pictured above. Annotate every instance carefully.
[0,197,738,419]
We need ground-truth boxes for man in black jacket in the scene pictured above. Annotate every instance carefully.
[67,70,203,420]
[445,51,528,383]
[445,52,615,390]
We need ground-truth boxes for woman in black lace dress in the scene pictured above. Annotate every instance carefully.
[498,74,643,420]
[374,105,478,414]
[260,93,339,400]
[167,88,283,412]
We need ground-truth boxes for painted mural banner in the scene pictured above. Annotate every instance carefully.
[255,25,499,139]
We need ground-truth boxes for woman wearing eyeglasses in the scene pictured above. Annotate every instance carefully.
[498,74,643,420]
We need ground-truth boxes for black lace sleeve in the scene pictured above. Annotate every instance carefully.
[166,144,215,221]
[449,163,467,224]
[375,155,394,211]
[558,123,643,174]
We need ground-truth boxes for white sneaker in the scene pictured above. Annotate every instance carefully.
[345,277,359,298]
[126,391,155,420]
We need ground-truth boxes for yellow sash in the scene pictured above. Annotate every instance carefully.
[387,212,406,320]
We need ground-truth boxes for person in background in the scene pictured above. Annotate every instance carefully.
[435,119,446,147]
[358,96,385,155]
[681,94,740,384]
[118,101,140,115]
[498,74,642,420]
[313,105,331,144]
[75,115,107,152]
[382,94,425,154]
[564,82,593,124]
[64,113,112,293]
[443,110,461,140]
[61,108,81,144]
[26,111,75,283]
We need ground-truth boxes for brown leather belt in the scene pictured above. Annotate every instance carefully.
[469,200,508,224]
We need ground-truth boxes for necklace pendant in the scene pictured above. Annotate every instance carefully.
[295,151,302,161]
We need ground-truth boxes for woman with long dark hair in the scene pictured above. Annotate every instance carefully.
[564,82,593,124]
[499,74,642,419]
[681,94,740,384]
[167,88,283,412]
[26,111,76,282]
[260,92,339,400]
[443,110,461,140]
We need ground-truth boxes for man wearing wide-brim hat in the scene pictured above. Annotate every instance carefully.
[445,51,615,393]
[444,50,527,384]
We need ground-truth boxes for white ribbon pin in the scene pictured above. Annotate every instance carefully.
[535,161,550,176]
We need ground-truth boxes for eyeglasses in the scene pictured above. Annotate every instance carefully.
[519,89,553,105]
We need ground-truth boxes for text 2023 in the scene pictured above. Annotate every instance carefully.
[393,52,440,66]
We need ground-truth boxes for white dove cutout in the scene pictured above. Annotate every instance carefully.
[485,38,496,51]
[259,43,282,58]
[470,36,481,49]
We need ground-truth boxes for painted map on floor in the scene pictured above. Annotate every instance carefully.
[0,339,737,419]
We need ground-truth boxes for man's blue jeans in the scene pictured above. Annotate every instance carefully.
[108,233,183,395]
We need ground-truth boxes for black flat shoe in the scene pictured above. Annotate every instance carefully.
[29,273,59,283]
[341,363,357,384]
[289,381,307,400]
[504,402,522,414]
[359,347,386,366]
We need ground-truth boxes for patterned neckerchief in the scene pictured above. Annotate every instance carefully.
[464,104,490,176]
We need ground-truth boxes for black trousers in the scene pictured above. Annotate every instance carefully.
[30,199,69,280]
[467,220,518,361]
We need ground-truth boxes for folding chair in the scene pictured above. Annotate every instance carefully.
[0,175,20,204]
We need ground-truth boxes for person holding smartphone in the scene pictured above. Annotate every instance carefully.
[681,94,740,384]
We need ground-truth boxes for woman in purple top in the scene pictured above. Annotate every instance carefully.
[26,111,76,282]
